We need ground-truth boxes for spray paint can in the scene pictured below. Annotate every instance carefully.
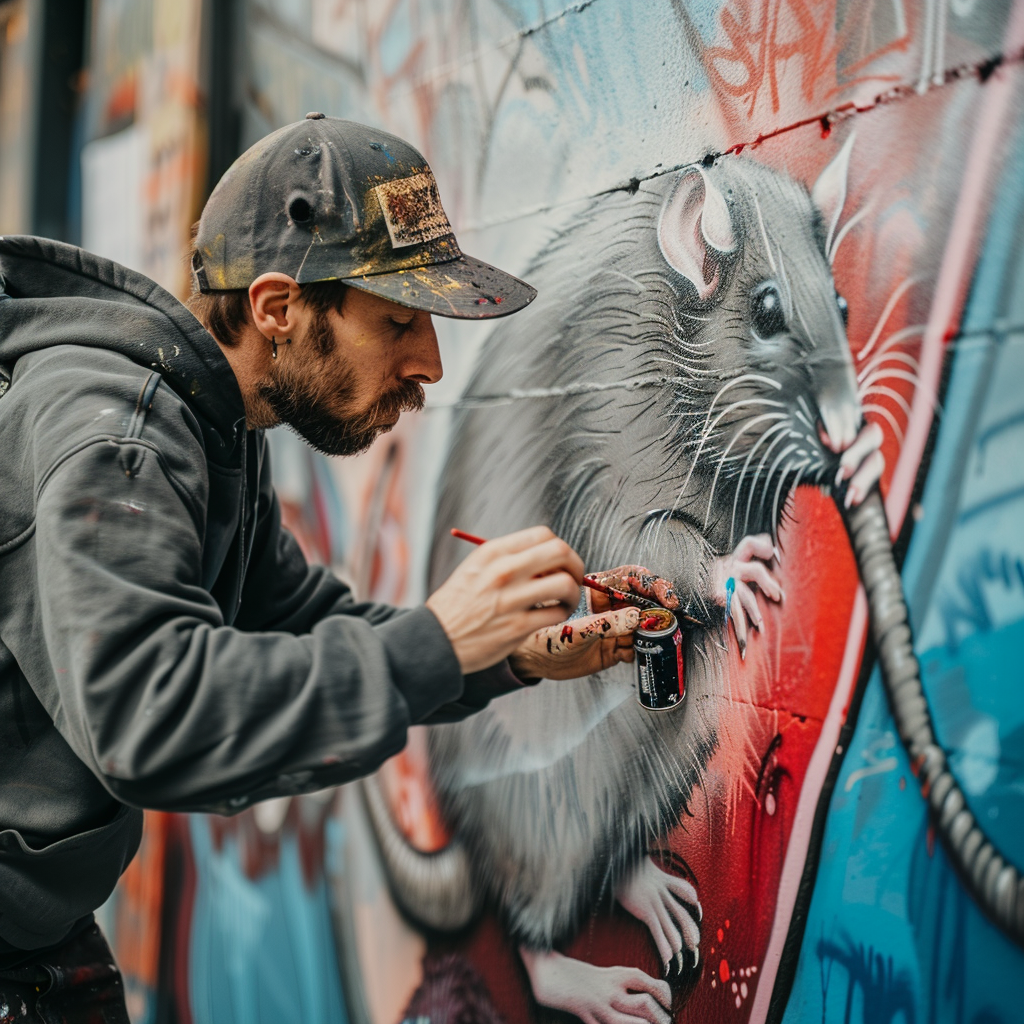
[633,608,685,711]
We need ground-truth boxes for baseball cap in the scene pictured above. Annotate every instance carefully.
[192,113,536,320]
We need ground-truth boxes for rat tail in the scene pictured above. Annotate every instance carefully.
[358,773,482,931]
[841,488,1023,946]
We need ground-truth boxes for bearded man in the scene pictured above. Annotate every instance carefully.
[0,115,641,1022]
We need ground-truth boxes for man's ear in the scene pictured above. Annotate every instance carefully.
[249,273,302,338]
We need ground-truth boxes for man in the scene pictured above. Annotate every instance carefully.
[0,115,641,1022]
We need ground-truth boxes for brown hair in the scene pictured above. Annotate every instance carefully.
[185,228,349,347]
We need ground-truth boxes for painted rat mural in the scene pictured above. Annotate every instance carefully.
[362,135,1022,1023]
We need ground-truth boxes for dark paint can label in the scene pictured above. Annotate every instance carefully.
[633,608,685,711]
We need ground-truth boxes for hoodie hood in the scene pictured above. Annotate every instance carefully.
[0,235,246,460]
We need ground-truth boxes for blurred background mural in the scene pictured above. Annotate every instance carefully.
[1,1,1022,1022]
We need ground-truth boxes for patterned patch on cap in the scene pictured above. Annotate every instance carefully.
[374,172,453,249]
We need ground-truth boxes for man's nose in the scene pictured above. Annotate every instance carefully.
[401,315,443,384]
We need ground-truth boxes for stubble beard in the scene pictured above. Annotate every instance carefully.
[257,307,425,457]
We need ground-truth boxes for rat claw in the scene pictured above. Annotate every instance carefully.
[675,950,685,976]
[692,946,700,970]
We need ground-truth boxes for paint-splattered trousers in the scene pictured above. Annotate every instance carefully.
[0,924,129,1024]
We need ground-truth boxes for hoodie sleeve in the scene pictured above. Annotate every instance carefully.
[31,429,475,814]
[233,437,527,722]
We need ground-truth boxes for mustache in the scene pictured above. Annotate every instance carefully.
[360,378,426,425]
[259,376,426,458]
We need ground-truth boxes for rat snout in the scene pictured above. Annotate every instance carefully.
[817,401,861,453]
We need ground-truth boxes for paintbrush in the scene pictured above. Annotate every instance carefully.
[450,528,663,611]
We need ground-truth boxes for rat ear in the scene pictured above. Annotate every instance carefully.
[658,168,736,300]
[812,130,855,257]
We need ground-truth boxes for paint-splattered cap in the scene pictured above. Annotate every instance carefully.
[192,114,536,319]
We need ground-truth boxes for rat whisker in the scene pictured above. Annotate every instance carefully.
[742,428,793,537]
[794,300,816,351]
[861,373,941,418]
[774,459,811,528]
[865,323,926,360]
[762,445,800,541]
[828,198,874,263]
[793,407,815,431]
[699,374,784,431]
[862,402,906,444]
[859,367,931,401]
[671,391,788,509]
[856,276,921,362]
[703,413,789,532]
[856,350,920,382]
[777,247,794,323]
[753,193,777,276]
[860,383,913,421]
[728,419,793,547]
[858,366,920,390]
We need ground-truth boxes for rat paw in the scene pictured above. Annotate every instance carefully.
[521,949,673,1024]
[617,856,702,979]
[712,534,782,659]
[835,421,885,508]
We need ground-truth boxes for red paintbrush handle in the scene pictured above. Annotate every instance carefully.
[449,528,660,609]
[450,528,487,545]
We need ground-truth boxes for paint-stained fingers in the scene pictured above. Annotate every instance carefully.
[609,992,672,1024]
[844,449,885,508]
[733,559,783,602]
[732,532,775,564]
[586,586,611,614]
[577,608,641,641]
[584,566,646,607]
[511,608,641,680]
[533,608,640,654]
[837,421,884,481]
[587,566,680,609]
[587,564,647,587]
[612,645,636,666]
[497,536,585,585]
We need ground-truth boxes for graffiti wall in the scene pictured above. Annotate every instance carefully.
[104,1,1024,1022]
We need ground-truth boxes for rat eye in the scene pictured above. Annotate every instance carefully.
[751,283,786,340]
[836,292,849,326]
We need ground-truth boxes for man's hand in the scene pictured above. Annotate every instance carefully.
[426,526,585,675]
[506,562,682,682]
[585,565,681,611]
[509,607,641,681]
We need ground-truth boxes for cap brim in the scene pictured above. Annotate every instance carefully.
[343,254,536,319]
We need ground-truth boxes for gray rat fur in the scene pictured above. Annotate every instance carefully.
[423,153,859,952]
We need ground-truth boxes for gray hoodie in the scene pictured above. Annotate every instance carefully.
[0,236,519,960]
